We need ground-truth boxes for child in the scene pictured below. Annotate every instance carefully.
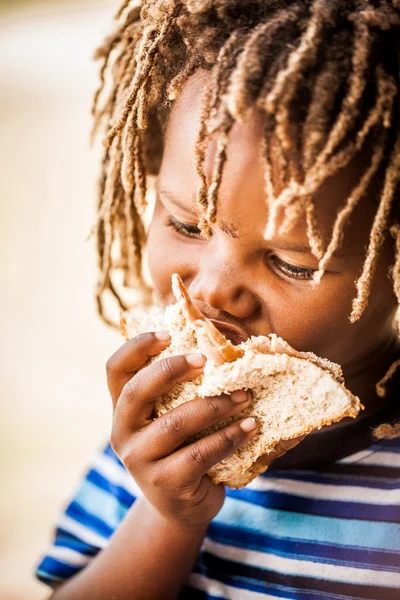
[36,1,400,598]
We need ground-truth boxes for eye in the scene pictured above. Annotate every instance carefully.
[269,254,317,281]
[165,215,205,240]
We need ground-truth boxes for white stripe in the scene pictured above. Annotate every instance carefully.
[188,572,278,599]
[202,538,400,588]
[339,448,380,464]
[58,514,109,550]
[248,476,400,505]
[92,452,143,498]
[340,450,400,467]
[46,546,91,567]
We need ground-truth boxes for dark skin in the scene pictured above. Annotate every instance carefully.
[147,69,400,467]
[51,69,400,600]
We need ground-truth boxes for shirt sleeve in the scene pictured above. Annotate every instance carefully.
[35,443,142,587]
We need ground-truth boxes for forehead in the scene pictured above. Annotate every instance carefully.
[159,69,379,259]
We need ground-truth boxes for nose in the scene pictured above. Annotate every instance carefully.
[188,262,260,320]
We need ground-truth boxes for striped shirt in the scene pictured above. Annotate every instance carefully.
[36,438,400,599]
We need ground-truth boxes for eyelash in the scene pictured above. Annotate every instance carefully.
[165,215,317,281]
[166,215,203,238]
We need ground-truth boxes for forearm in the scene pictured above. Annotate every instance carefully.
[50,496,208,600]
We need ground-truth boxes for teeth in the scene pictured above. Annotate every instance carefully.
[171,274,243,364]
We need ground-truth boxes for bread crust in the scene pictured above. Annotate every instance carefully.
[124,276,363,489]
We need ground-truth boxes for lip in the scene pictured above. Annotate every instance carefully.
[209,319,250,346]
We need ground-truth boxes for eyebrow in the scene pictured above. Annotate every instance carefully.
[158,189,240,238]
[158,189,320,252]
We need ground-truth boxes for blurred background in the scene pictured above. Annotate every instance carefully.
[0,1,125,597]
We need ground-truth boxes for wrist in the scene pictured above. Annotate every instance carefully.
[136,496,210,539]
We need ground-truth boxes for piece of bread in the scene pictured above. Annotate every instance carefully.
[123,274,363,489]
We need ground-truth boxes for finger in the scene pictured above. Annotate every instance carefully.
[163,416,258,483]
[136,390,252,461]
[106,331,172,404]
[113,353,205,430]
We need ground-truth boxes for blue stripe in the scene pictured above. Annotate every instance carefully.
[207,521,400,571]
[373,439,400,451]
[86,468,136,509]
[215,497,400,551]
[193,558,335,600]
[36,557,80,583]
[66,502,113,540]
[53,528,98,557]
[198,550,398,600]
[103,443,124,465]
[71,478,129,532]
[261,470,400,490]
[227,487,400,522]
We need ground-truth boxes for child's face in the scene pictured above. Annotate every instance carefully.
[147,69,398,393]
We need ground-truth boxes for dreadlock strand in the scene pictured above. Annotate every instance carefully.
[194,80,215,234]
[96,283,120,329]
[107,5,181,147]
[206,112,234,222]
[261,118,275,209]
[167,55,202,101]
[299,64,394,218]
[92,6,141,119]
[92,18,141,142]
[314,142,385,284]
[265,0,337,116]
[106,24,156,146]
[135,131,148,214]
[265,180,303,239]
[313,13,372,168]
[305,196,325,260]
[99,135,123,293]
[206,29,250,136]
[115,0,134,21]
[390,225,400,333]
[350,134,400,323]
[277,197,306,236]
[120,115,140,281]
[373,421,400,440]
[227,16,286,123]
[302,32,348,172]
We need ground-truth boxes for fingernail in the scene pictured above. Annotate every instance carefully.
[155,331,171,342]
[231,390,248,404]
[240,417,257,433]
[186,353,205,369]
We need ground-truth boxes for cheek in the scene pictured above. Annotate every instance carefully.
[269,274,357,358]
[146,219,197,306]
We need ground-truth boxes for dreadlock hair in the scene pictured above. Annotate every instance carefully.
[92,0,400,435]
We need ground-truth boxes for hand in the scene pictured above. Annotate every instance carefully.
[106,331,258,529]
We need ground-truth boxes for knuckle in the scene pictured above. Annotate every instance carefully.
[149,464,165,489]
[117,443,138,473]
[159,356,176,377]
[110,429,125,459]
[157,410,183,436]
[220,428,236,449]
[121,377,136,399]
[188,444,208,467]
[157,355,187,381]
[207,395,222,416]
[126,333,148,352]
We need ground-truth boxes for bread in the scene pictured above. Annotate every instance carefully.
[123,274,363,489]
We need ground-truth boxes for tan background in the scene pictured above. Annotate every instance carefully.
[0,1,124,598]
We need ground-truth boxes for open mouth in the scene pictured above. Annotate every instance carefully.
[210,321,248,346]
